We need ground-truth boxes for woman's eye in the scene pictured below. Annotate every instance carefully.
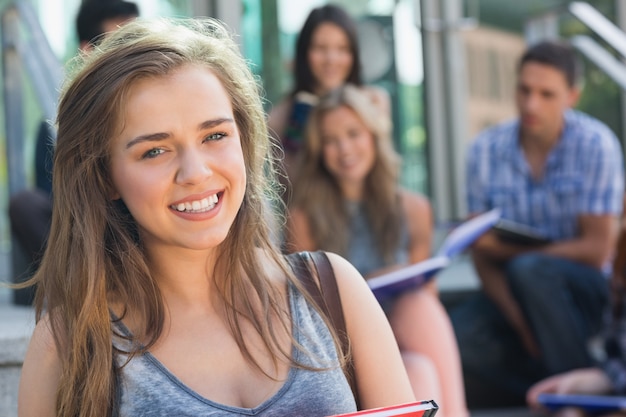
[204,132,226,142]
[142,148,165,159]
[348,129,361,138]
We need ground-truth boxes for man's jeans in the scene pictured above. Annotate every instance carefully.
[450,253,609,399]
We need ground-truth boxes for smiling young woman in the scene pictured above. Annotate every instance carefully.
[16,18,415,417]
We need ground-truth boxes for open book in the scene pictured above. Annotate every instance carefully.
[367,208,501,301]
[538,393,626,414]
[329,400,438,417]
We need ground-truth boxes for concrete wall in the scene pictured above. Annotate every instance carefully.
[463,25,527,139]
[0,302,34,417]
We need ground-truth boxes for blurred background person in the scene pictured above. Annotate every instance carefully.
[9,0,139,279]
[267,4,388,198]
[526,207,626,417]
[452,40,624,405]
[285,84,468,417]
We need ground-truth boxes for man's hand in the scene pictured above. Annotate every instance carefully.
[472,230,538,262]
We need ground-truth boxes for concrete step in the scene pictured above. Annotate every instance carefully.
[471,408,546,417]
[0,288,35,417]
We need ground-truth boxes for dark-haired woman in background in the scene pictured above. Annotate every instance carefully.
[268,4,388,188]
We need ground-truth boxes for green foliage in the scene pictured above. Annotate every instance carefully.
[559,0,623,138]
[576,67,622,137]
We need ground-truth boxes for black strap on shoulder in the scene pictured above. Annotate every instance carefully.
[286,250,360,409]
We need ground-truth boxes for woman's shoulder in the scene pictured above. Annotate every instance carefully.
[398,188,431,214]
[322,251,368,292]
[19,314,62,417]
[28,314,59,356]
[398,188,433,237]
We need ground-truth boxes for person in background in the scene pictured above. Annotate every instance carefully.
[268,4,388,195]
[451,40,624,405]
[527,213,626,417]
[76,0,139,51]
[9,0,139,273]
[286,84,469,417]
[17,18,415,417]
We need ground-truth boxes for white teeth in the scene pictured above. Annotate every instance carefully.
[171,194,218,213]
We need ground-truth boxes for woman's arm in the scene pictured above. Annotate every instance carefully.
[401,190,433,264]
[400,189,436,294]
[18,316,62,417]
[527,368,613,408]
[327,252,415,409]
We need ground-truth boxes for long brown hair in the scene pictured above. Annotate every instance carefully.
[290,85,403,264]
[29,18,332,417]
[293,4,362,95]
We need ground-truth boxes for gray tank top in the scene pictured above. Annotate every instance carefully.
[112,284,356,416]
[346,201,409,277]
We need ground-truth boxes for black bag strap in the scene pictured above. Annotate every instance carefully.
[286,250,360,409]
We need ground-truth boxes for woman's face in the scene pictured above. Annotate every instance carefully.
[320,105,376,191]
[308,22,353,94]
[109,65,246,254]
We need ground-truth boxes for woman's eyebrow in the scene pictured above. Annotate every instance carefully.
[197,117,235,130]
[126,132,169,149]
[126,118,235,149]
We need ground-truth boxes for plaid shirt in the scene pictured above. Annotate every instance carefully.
[466,110,624,242]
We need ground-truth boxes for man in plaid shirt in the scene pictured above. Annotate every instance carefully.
[451,40,624,405]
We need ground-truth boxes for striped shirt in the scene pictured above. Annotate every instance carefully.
[466,109,624,241]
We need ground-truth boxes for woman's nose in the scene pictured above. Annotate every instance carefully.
[336,139,351,154]
[175,149,213,185]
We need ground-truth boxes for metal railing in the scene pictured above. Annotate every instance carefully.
[568,1,626,90]
[2,0,62,303]
[2,0,62,197]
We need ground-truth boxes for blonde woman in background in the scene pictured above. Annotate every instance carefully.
[287,84,469,417]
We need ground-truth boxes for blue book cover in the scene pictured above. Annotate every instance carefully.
[368,256,450,301]
[538,393,626,414]
[436,208,501,258]
[367,208,501,302]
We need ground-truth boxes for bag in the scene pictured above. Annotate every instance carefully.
[286,251,360,409]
